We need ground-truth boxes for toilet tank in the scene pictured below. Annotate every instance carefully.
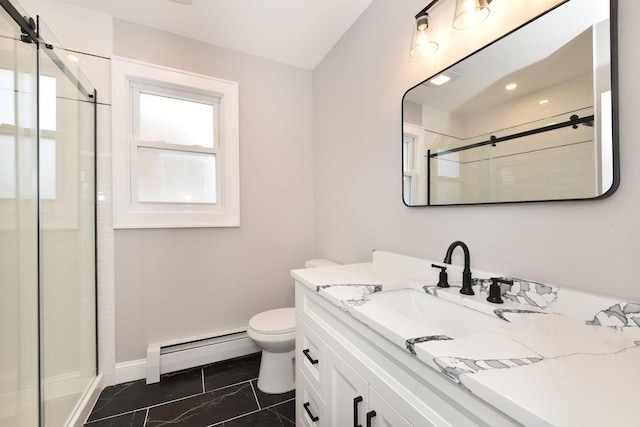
[304,259,339,268]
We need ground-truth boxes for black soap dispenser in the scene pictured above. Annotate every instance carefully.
[431,264,450,288]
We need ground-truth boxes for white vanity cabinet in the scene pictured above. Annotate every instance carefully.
[297,315,411,427]
[325,345,411,427]
[295,282,521,427]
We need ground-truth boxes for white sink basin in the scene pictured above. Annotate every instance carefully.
[366,288,504,338]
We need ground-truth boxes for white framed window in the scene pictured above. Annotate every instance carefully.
[112,57,239,228]
[403,123,426,205]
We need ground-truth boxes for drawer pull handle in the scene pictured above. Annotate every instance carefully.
[354,396,363,427]
[366,410,377,427]
[303,349,319,364]
[303,402,320,422]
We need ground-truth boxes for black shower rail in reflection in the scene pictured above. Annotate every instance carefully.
[428,113,595,158]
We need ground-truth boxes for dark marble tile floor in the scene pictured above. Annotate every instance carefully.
[84,353,295,427]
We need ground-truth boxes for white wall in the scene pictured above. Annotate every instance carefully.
[112,20,315,362]
[313,0,640,302]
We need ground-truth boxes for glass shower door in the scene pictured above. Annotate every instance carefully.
[37,19,96,427]
[0,5,39,427]
[0,2,97,425]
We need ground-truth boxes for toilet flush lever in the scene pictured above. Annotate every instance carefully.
[303,349,319,364]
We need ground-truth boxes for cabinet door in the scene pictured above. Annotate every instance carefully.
[325,345,369,427]
[367,387,412,427]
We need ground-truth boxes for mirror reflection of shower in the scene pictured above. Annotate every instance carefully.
[402,0,617,206]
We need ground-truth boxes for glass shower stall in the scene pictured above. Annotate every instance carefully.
[0,0,97,425]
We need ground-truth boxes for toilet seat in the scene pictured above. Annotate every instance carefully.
[248,307,295,335]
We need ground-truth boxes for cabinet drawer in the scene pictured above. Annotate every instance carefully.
[301,289,333,332]
[298,371,325,427]
[298,319,325,395]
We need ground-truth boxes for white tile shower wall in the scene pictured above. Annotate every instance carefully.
[96,103,115,385]
[458,74,597,202]
[18,0,116,385]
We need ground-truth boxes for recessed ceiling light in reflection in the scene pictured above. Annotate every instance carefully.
[539,99,550,105]
[505,83,517,91]
[424,70,462,87]
[429,74,452,86]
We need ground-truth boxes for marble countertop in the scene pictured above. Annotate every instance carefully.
[291,252,640,427]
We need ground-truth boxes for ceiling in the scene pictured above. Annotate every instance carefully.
[55,0,373,70]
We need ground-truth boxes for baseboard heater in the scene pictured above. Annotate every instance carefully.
[146,328,260,384]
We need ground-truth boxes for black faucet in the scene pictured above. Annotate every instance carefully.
[487,277,514,304]
[431,264,450,288]
[443,241,474,295]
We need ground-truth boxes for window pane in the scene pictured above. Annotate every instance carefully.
[0,69,15,126]
[403,175,412,204]
[138,93,214,148]
[137,147,216,204]
[0,134,16,198]
[40,137,56,200]
[40,75,56,131]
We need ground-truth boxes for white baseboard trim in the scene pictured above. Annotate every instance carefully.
[114,359,147,385]
[115,333,260,385]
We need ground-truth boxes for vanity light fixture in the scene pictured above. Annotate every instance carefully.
[410,10,439,57]
[410,0,494,58]
[453,0,493,30]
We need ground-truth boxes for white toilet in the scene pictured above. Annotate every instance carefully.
[247,258,338,394]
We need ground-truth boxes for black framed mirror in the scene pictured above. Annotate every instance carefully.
[402,0,618,206]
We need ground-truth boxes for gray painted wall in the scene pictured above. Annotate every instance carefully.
[113,20,314,362]
[312,0,640,302]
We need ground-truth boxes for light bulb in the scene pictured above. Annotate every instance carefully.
[453,0,492,30]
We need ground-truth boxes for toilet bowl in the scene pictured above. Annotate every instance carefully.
[248,258,339,394]
[247,308,296,394]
